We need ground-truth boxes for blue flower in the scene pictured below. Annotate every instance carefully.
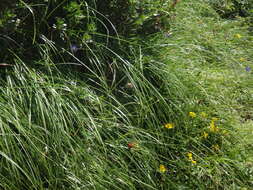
[70,44,78,53]
[245,66,251,72]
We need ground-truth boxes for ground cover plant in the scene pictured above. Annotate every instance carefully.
[0,0,253,189]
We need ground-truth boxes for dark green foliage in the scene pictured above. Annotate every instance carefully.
[0,0,172,64]
[208,0,253,35]
[209,0,253,18]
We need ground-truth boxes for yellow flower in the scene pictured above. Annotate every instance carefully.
[202,132,208,139]
[200,112,207,118]
[159,164,167,173]
[187,152,193,160]
[187,152,197,164]
[239,57,246,62]
[235,34,242,38]
[210,121,215,130]
[189,112,196,118]
[212,144,220,151]
[164,123,174,129]
[209,121,219,132]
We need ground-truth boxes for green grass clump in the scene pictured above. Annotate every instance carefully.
[0,0,253,189]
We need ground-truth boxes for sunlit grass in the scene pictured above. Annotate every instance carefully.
[0,0,252,189]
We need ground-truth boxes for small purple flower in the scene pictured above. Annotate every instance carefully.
[70,44,78,53]
[245,66,251,72]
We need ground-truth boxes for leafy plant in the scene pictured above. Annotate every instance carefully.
[0,0,174,64]
[208,0,253,18]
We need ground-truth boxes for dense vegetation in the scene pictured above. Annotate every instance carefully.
[0,0,252,189]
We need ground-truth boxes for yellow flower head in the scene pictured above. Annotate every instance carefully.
[210,121,219,132]
[212,144,220,151]
[159,164,167,173]
[164,123,174,129]
[189,112,196,118]
[187,152,193,160]
[202,132,208,139]
[211,117,218,122]
[187,152,196,164]
[235,34,242,38]
[200,112,207,118]
[239,57,246,62]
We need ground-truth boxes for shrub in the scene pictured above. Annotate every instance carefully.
[0,0,173,64]
[208,0,253,18]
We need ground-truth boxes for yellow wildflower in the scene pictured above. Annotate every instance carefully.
[235,34,242,38]
[164,123,174,129]
[212,144,220,151]
[200,112,207,118]
[159,164,167,173]
[202,132,208,139]
[239,57,246,62]
[187,152,193,160]
[189,112,197,118]
[210,121,219,132]
[187,152,197,164]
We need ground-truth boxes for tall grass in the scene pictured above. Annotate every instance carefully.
[0,0,253,189]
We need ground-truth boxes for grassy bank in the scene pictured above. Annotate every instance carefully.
[0,0,252,189]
